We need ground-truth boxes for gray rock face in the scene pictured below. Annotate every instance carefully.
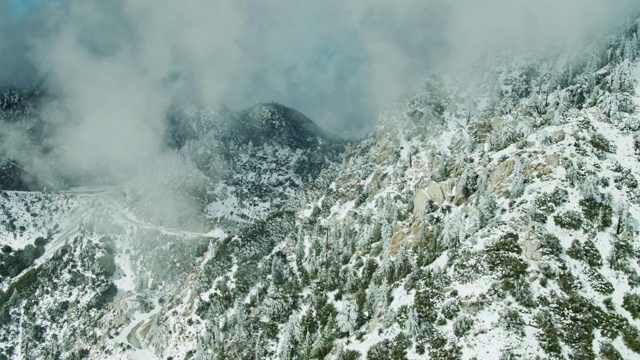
[519,236,542,261]
[544,153,560,167]
[413,188,429,218]
[489,159,515,187]
[549,129,565,143]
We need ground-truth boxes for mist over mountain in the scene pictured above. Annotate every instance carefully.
[1,0,638,138]
[4,1,640,359]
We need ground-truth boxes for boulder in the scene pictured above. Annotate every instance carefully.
[490,117,504,132]
[413,188,429,218]
[519,238,541,261]
[544,153,560,167]
[430,179,454,204]
[489,159,515,187]
[413,179,455,217]
[549,129,565,143]
[531,250,542,261]
[427,181,446,204]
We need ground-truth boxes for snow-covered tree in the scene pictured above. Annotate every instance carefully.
[431,152,449,182]
[278,313,301,360]
[510,159,525,198]
[442,209,465,249]
[457,166,479,199]
[405,307,421,337]
[394,240,411,280]
[581,176,603,203]
[344,267,358,293]
[564,159,579,186]
[375,279,390,312]
[337,297,358,335]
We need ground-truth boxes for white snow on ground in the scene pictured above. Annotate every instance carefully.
[112,250,136,295]
[0,191,89,250]
[129,348,159,360]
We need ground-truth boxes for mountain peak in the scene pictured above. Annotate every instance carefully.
[237,102,344,149]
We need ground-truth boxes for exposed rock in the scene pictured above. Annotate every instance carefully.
[471,120,492,143]
[489,159,515,187]
[544,153,560,167]
[427,181,446,204]
[428,179,454,204]
[519,238,541,261]
[453,189,468,205]
[490,117,504,132]
[366,171,385,196]
[531,250,542,261]
[390,228,407,256]
[413,179,458,216]
[413,188,430,218]
[524,162,552,178]
[549,129,565,143]
[374,140,399,164]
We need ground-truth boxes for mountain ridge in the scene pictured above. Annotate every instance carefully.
[3,15,640,360]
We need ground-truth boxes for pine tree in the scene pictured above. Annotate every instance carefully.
[581,176,602,202]
[394,241,411,280]
[510,159,525,198]
[310,328,324,357]
[375,279,390,314]
[278,314,301,360]
[337,297,358,335]
[380,234,393,280]
[194,336,207,360]
[345,267,358,293]
[299,331,313,360]
[431,152,448,182]
[616,202,633,237]
[312,318,337,359]
[405,307,421,337]
[564,159,579,187]
[457,166,479,199]
[233,300,247,338]
[442,209,465,249]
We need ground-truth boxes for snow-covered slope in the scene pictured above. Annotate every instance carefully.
[0,101,345,359]
[150,22,640,359]
[4,16,640,360]
[166,102,345,226]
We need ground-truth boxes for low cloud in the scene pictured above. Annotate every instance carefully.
[0,0,637,200]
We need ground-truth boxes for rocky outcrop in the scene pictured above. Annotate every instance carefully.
[544,153,560,167]
[489,159,515,187]
[549,129,565,143]
[413,179,456,218]
[427,180,452,204]
[520,237,542,261]
[413,188,430,218]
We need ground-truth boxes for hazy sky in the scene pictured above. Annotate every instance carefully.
[3,0,637,139]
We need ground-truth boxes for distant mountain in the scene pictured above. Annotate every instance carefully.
[164,102,346,226]
[237,103,345,150]
[0,87,52,191]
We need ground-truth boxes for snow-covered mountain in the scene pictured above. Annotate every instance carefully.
[4,16,640,360]
[166,102,345,227]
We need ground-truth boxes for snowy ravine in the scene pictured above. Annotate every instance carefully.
[4,16,640,360]
[0,102,345,359]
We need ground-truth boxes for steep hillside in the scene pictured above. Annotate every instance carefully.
[0,102,345,359]
[3,16,640,360]
[166,102,345,226]
[0,87,53,191]
[129,22,640,359]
